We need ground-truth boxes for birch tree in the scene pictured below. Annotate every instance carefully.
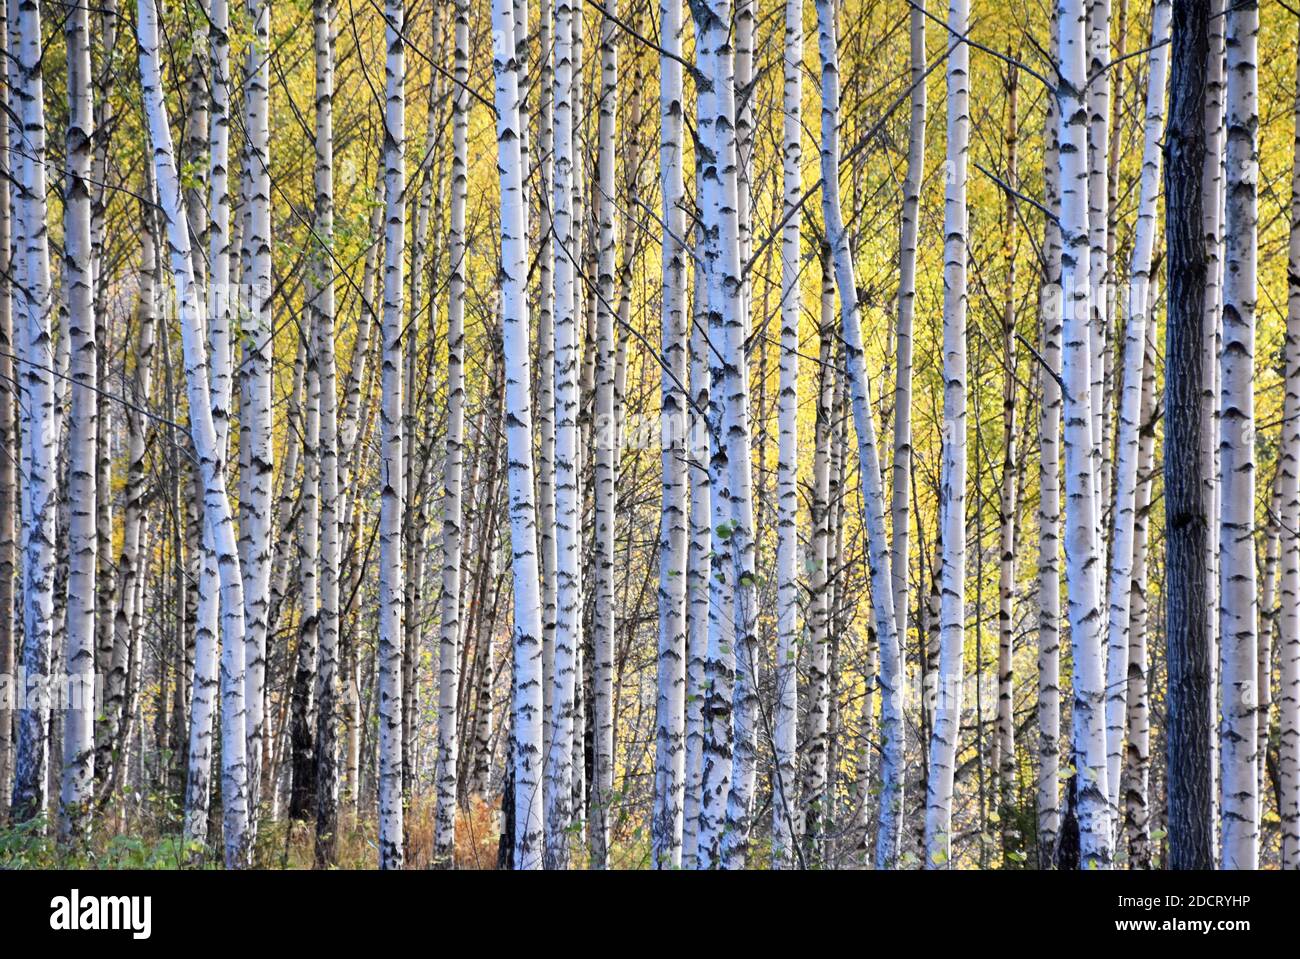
[1125,302,1158,869]
[1218,0,1260,870]
[923,0,970,869]
[995,64,1018,837]
[1085,0,1111,540]
[1103,0,1170,830]
[493,0,546,870]
[0,0,16,820]
[772,0,802,869]
[681,168,711,869]
[240,0,275,829]
[1283,14,1300,871]
[591,0,618,868]
[434,0,470,868]
[544,0,583,871]
[310,0,342,868]
[8,0,57,830]
[890,0,926,709]
[691,0,762,869]
[1055,0,1111,868]
[109,181,157,810]
[652,0,688,870]
[137,0,249,866]
[59,0,96,843]
[376,0,407,870]
[803,254,835,855]
[814,0,904,869]
[1203,3,1226,840]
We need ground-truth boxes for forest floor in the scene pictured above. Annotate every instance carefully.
[0,794,503,869]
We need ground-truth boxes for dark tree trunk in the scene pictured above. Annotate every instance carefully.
[1163,0,1215,870]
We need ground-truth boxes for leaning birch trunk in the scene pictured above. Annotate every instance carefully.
[1218,0,1260,870]
[9,0,57,829]
[434,0,470,868]
[59,0,96,844]
[652,0,688,870]
[814,0,904,869]
[492,0,546,870]
[376,0,406,870]
[1103,0,1170,832]
[176,0,235,843]
[590,0,618,869]
[240,0,275,836]
[138,0,250,867]
[771,0,802,870]
[1283,14,1300,870]
[922,0,970,869]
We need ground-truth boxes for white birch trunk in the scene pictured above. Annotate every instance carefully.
[58,0,96,843]
[923,0,971,869]
[434,0,470,867]
[310,0,342,868]
[377,0,407,870]
[107,185,157,807]
[815,0,904,869]
[1124,301,1158,868]
[681,182,710,868]
[0,0,15,822]
[1085,0,1111,548]
[492,0,546,869]
[772,0,802,869]
[590,0,618,869]
[1204,1,1227,842]
[652,0,688,871]
[995,67,1020,827]
[802,256,835,854]
[891,0,926,667]
[544,0,583,871]
[9,0,57,829]
[1056,0,1111,868]
[1218,0,1260,870]
[1102,0,1170,829]
[240,0,274,831]
[1282,14,1300,870]
[138,0,249,866]
[691,0,761,869]
[1036,10,1064,867]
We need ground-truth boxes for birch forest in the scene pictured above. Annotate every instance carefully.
[0,0,1296,874]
